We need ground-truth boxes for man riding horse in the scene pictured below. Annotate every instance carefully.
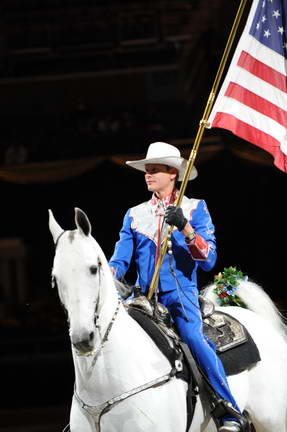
[109,141,246,431]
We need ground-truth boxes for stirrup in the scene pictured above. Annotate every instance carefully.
[219,420,241,432]
[211,400,252,432]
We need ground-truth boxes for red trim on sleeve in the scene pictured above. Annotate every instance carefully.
[187,233,209,260]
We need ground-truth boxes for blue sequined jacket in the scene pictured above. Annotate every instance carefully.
[109,195,217,295]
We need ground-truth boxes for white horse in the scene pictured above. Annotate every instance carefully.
[49,207,287,432]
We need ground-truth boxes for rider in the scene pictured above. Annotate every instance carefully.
[109,141,244,432]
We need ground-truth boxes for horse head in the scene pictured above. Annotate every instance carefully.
[49,207,112,356]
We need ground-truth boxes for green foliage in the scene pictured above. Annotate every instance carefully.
[213,266,247,308]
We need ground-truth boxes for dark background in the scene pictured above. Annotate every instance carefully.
[0,1,286,431]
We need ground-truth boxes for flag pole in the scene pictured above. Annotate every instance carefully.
[147,0,248,300]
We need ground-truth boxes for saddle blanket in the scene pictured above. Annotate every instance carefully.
[128,307,260,377]
[203,311,260,376]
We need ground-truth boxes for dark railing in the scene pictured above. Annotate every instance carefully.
[0,1,197,78]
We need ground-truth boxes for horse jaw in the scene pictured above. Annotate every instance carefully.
[75,207,91,237]
[48,209,64,244]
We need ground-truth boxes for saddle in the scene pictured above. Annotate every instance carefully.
[126,294,259,432]
[126,295,260,376]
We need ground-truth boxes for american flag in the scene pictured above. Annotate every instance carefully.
[208,0,287,173]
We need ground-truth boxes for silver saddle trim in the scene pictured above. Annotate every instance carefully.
[125,296,181,341]
[198,295,215,318]
[125,295,154,316]
[203,312,247,352]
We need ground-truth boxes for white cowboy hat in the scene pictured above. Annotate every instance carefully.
[126,142,197,181]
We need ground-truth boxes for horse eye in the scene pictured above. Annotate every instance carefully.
[90,265,98,275]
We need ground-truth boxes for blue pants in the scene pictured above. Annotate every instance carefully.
[158,289,241,415]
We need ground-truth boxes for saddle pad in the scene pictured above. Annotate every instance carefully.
[203,311,261,376]
[128,307,190,383]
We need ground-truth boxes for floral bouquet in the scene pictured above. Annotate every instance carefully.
[213,266,247,308]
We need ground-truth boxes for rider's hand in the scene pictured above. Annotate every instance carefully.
[164,206,188,231]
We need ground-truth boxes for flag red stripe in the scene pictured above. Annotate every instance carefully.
[212,112,287,173]
[225,82,287,128]
[237,51,287,93]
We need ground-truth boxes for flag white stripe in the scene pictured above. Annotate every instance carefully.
[216,99,286,145]
[228,67,287,110]
[241,34,287,76]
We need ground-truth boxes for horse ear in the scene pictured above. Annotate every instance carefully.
[48,209,64,244]
[75,207,91,237]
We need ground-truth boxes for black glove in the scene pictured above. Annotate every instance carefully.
[164,205,187,231]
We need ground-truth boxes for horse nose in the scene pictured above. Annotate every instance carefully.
[72,331,94,353]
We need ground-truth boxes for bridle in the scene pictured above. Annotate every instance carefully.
[75,297,121,362]
[53,229,121,360]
